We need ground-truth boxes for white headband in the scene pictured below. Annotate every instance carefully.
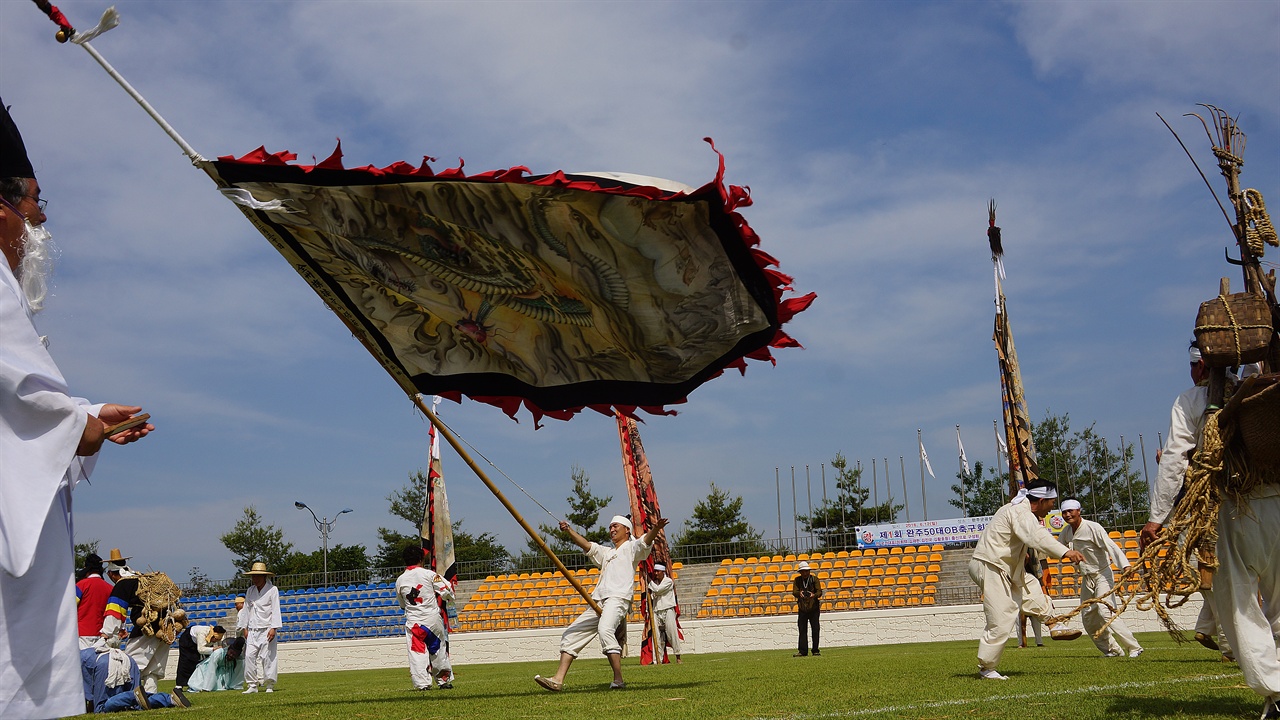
[1026,485,1058,499]
[653,564,666,572]
[1061,499,1081,512]
[1190,346,1202,363]
[609,515,633,531]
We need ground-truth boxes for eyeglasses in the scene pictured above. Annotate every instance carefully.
[24,194,47,212]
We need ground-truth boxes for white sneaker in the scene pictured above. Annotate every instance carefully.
[979,668,1008,680]
[242,686,258,694]
[1129,648,1144,658]
[265,687,274,693]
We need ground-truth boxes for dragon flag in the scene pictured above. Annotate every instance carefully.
[206,142,814,425]
[420,397,457,627]
[617,412,680,664]
[989,201,1040,495]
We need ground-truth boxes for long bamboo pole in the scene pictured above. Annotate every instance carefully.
[411,395,601,614]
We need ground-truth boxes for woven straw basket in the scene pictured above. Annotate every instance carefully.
[1194,293,1274,367]
[1235,376,1280,469]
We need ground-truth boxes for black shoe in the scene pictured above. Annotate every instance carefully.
[1195,631,1220,651]
[812,651,821,656]
[134,687,151,711]
[439,682,453,689]
[172,686,191,708]
[1263,698,1280,719]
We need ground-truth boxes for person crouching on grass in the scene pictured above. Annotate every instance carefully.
[535,515,670,692]
[395,545,455,690]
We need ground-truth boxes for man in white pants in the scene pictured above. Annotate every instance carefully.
[1141,342,1232,658]
[968,479,1084,680]
[648,564,682,663]
[395,545,455,690]
[239,562,281,693]
[1216,486,1280,719]
[535,514,669,691]
[1058,499,1143,657]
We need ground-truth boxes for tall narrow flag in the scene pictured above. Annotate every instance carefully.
[617,412,679,664]
[421,397,457,628]
[957,426,970,476]
[989,201,1040,496]
[919,436,935,478]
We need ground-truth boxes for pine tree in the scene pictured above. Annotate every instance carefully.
[673,482,766,561]
[219,506,293,574]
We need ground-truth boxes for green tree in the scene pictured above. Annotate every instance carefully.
[374,469,511,572]
[516,465,610,570]
[220,506,293,574]
[949,460,1007,517]
[673,482,767,561]
[74,540,100,575]
[798,453,904,548]
[1031,412,1147,529]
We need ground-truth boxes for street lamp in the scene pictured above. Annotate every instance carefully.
[294,501,353,589]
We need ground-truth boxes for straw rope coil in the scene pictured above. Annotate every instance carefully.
[135,571,184,644]
[1244,189,1277,256]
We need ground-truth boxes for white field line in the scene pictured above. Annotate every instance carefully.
[745,673,1239,719]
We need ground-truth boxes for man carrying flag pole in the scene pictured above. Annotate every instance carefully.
[419,396,458,681]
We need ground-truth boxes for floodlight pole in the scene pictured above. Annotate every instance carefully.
[294,502,352,589]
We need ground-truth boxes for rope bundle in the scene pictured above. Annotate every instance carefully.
[135,571,184,643]
[1244,189,1277,257]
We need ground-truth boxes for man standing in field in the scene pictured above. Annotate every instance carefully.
[239,562,282,694]
[647,564,682,664]
[1057,499,1143,657]
[395,545,455,690]
[535,514,669,691]
[793,561,822,657]
[969,479,1084,679]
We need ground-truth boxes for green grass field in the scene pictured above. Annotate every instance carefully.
[114,632,1267,719]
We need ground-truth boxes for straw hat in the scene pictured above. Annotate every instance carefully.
[243,562,274,576]
[107,548,131,564]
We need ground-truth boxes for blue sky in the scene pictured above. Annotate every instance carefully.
[2,1,1276,581]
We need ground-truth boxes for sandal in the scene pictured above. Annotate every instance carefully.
[534,675,562,692]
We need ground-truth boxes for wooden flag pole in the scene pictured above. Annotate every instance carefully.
[410,395,601,615]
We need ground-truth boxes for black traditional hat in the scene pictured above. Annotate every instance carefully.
[0,97,36,179]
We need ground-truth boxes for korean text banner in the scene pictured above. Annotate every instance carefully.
[856,516,996,548]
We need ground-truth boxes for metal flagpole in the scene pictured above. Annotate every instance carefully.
[885,457,892,518]
[791,466,799,548]
[956,425,968,517]
[994,420,1005,485]
[1120,435,1135,522]
[1139,434,1150,486]
[872,459,878,522]
[806,465,814,547]
[917,429,927,521]
[899,456,909,522]
[776,467,782,547]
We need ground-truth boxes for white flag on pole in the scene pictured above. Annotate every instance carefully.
[920,437,935,478]
[957,426,970,475]
[995,424,1009,458]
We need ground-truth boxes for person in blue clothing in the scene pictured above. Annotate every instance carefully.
[79,647,191,712]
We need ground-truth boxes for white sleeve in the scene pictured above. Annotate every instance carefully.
[432,572,455,603]
[1150,389,1203,525]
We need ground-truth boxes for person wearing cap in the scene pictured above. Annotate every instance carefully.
[534,514,670,692]
[1144,340,1232,657]
[395,544,455,690]
[647,564,682,663]
[77,552,115,650]
[240,562,283,693]
[0,99,155,719]
[174,622,227,691]
[792,560,823,657]
[968,479,1085,680]
[1058,500,1143,657]
[224,595,246,636]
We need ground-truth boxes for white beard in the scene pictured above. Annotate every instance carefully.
[16,220,54,313]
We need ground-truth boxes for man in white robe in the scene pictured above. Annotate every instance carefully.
[648,564,682,663]
[1141,343,1231,657]
[1058,499,1143,657]
[0,99,153,719]
[395,545,455,690]
[968,480,1084,680]
[534,514,669,691]
[239,563,282,693]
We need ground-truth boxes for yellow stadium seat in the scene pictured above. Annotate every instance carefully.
[889,547,903,555]
[931,544,944,552]
[1123,529,1138,538]
[857,568,871,578]
[926,574,939,583]
[871,567,885,577]
[877,598,892,608]
[672,561,683,569]
[854,578,868,588]
[886,556,901,566]
[837,550,851,559]
[923,596,936,605]
[732,557,746,565]
[840,578,854,589]
[851,588,866,599]
[907,596,921,606]
[876,548,889,556]
[872,557,888,566]
[868,578,882,588]
[927,564,941,573]
[929,553,942,562]
[892,598,906,607]
[1108,531,1122,539]
[784,554,797,562]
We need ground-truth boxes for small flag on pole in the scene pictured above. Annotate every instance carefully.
[919,436,935,479]
[995,423,1009,458]
[957,426,970,476]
